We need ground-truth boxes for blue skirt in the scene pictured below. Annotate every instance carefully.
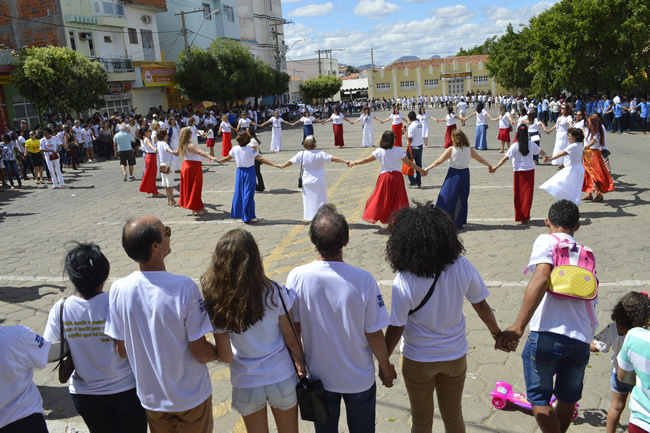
[435,167,470,229]
[231,166,256,222]
[303,124,314,142]
[475,124,487,150]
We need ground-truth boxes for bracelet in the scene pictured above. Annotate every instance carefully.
[491,332,502,339]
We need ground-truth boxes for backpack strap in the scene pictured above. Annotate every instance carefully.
[408,273,440,316]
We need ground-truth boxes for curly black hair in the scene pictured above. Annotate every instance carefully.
[611,292,650,330]
[548,199,580,229]
[385,201,465,278]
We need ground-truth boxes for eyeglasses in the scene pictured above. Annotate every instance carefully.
[164,226,172,237]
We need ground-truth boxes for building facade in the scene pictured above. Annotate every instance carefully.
[370,55,506,101]
[287,57,339,81]
[237,0,286,71]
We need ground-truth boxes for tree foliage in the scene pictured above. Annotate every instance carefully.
[175,38,290,104]
[300,75,342,102]
[12,46,107,116]
[344,65,359,76]
[456,38,495,57]
[486,0,650,95]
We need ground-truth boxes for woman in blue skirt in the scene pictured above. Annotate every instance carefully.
[291,110,316,143]
[424,130,493,229]
[462,102,495,150]
[218,131,280,224]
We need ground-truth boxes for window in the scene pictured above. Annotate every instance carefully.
[141,29,155,61]
[87,35,95,57]
[375,82,390,93]
[473,75,489,86]
[424,79,439,89]
[202,3,212,19]
[224,5,234,22]
[128,28,138,44]
[104,35,112,43]
[92,0,125,18]
[399,80,415,91]
[69,31,76,50]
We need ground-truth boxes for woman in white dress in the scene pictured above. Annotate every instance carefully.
[545,103,574,168]
[278,135,351,221]
[351,107,377,147]
[417,107,435,147]
[260,111,291,152]
[540,127,585,205]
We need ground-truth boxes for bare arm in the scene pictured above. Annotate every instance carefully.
[189,336,219,364]
[213,332,233,363]
[543,150,568,163]
[352,154,377,166]
[471,299,502,339]
[470,148,492,167]
[255,155,280,167]
[366,330,396,387]
[116,339,127,359]
[218,155,233,164]
[186,141,216,161]
[402,156,427,175]
[424,147,453,171]
[278,160,293,169]
[279,313,306,375]
[384,325,404,358]
[617,366,636,385]
[330,156,349,164]
[491,154,510,172]
[505,264,552,340]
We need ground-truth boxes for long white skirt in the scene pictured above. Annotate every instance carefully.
[551,130,569,166]
[302,180,327,221]
[421,121,429,138]
[539,164,584,205]
[270,128,282,152]
[362,124,374,147]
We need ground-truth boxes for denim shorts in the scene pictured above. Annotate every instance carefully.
[522,331,590,406]
[231,375,297,416]
[610,368,635,394]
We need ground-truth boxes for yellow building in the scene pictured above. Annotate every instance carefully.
[370,55,507,100]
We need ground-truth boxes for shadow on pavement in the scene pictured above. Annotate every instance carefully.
[39,385,77,420]
[0,283,66,303]
[572,408,608,428]
[266,188,300,195]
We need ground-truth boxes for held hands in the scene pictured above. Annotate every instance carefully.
[488,166,497,174]
[378,363,397,388]
[346,160,355,168]
[494,328,521,353]
[542,156,551,163]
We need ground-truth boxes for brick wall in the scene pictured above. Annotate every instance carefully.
[0,3,11,26]
[124,0,167,11]
[18,0,58,19]
[22,26,59,47]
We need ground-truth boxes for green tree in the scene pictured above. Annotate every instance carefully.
[175,47,224,102]
[457,38,495,57]
[300,75,342,103]
[485,24,534,93]
[12,46,107,117]
[344,65,359,76]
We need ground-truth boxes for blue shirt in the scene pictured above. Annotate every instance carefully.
[542,99,549,111]
[641,102,649,118]
[586,101,593,115]
[613,104,623,118]
[575,99,584,112]
[114,131,135,152]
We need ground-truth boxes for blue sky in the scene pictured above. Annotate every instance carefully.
[282,0,556,68]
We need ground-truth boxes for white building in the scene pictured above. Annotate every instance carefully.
[286,57,339,81]
[237,0,287,70]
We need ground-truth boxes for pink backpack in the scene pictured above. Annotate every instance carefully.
[547,234,598,301]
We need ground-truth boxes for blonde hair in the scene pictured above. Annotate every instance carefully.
[177,127,193,157]
[151,120,160,132]
[303,135,316,149]
[451,129,470,148]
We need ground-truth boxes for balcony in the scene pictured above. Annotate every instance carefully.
[92,0,125,18]
[94,57,136,81]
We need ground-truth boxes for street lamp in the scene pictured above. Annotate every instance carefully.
[189,9,221,50]
[285,39,306,55]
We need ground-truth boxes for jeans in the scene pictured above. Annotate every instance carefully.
[3,159,22,186]
[314,383,377,433]
[0,413,48,433]
[70,388,147,433]
[408,146,423,186]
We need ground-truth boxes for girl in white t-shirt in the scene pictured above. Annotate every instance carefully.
[379,107,407,147]
[218,115,234,158]
[490,124,544,223]
[201,229,305,433]
[44,243,146,433]
[417,106,436,148]
[156,130,179,206]
[434,106,461,148]
[496,104,514,153]
[540,127,585,205]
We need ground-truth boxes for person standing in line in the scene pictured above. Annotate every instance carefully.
[378,107,406,147]
[104,216,231,433]
[81,123,96,162]
[72,120,85,166]
[540,128,585,206]
[490,125,543,223]
[114,125,136,182]
[247,127,266,192]
[582,115,614,203]
[156,130,178,207]
[218,114,233,157]
[201,229,303,433]
[496,104,514,153]
[416,106,435,148]
[0,325,50,433]
[278,135,352,221]
[424,130,492,229]
[321,106,352,148]
[177,127,218,217]
[463,102,495,151]
[435,106,462,149]
[291,110,317,144]
[40,128,65,189]
[406,111,424,189]
[545,103,574,168]
[286,204,397,433]
[43,243,147,433]
[1,134,23,189]
[166,117,182,173]
[139,126,163,198]
[97,121,114,160]
[350,107,377,148]
[261,110,291,152]
[24,131,44,184]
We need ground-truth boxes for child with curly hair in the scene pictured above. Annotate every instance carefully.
[591,292,650,433]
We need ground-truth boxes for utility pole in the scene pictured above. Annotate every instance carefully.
[315,49,322,75]
[270,20,292,71]
[370,48,374,100]
[174,9,204,62]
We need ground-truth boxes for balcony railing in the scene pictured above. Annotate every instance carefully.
[95,57,134,73]
[92,0,125,18]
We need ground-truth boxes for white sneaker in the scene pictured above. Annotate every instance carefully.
[123,172,127,182]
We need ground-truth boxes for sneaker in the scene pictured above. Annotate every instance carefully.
[123,172,127,182]
[129,175,135,181]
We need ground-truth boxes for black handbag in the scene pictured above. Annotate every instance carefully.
[277,285,330,424]
[298,150,304,188]
[54,298,75,383]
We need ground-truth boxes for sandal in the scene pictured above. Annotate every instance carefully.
[192,210,205,216]
[583,194,593,200]
[593,194,603,202]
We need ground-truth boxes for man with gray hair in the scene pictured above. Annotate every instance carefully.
[286,204,396,433]
[113,124,136,181]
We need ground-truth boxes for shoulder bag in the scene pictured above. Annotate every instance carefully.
[277,285,330,424]
[298,150,305,188]
[159,146,172,174]
[401,144,415,177]
[54,297,75,383]
[408,273,440,315]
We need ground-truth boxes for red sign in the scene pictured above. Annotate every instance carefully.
[108,82,124,94]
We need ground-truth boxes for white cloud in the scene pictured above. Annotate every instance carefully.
[353,0,402,18]
[431,5,474,20]
[289,2,334,17]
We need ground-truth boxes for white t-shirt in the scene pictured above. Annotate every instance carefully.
[476,109,488,126]
[217,285,296,388]
[300,116,316,126]
[287,260,390,393]
[157,140,174,166]
[391,113,404,125]
[529,118,542,133]
[237,118,251,129]
[43,295,136,395]
[593,322,624,370]
[73,126,84,143]
[229,145,258,168]
[206,129,214,139]
[445,114,457,126]
[168,125,180,149]
[449,146,471,169]
[290,150,332,185]
[0,326,50,429]
[506,141,540,172]
[498,114,511,129]
[81,129,93,144]
[407,120,424,148]
[189,125,199,143]
[220,121,232,134]
[104,271,214,412]
[457,101,468,113]
[564,141,584,167]
[585,130,604,151]
[271,117,284,128]
[330,114,345,125]
[390,257,489,362]
[526,233,598,343]
[373,147,406,174]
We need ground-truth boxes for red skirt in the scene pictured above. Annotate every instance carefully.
[362,171,409,224]
[139,153,159,195]
[582,148,614,194]
[514,169,535,222]
[333,124,344,147]
[497,128,511,142]
[222,132,232,157]
[392,124,403,147]
[444,124,457,148]
[179,160,204,211]
[206,138,215,148]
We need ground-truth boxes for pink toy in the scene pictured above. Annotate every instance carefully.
[490,381,579,420]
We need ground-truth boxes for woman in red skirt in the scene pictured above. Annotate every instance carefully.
[379,107,406,146]
[582,114,614,202]
[351,131,427,224]
[218,114,233,157]
[496,104,513,153]
[490,124,543,223]
[177,127,218,216]
[434,106,462,148]
[139,125,163,197]
[321,106,352,147]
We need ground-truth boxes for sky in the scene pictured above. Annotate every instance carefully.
[281,0,556,68]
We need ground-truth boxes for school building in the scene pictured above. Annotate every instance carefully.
[369,55,508,100]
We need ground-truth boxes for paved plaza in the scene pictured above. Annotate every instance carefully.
[1,106,649,433]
